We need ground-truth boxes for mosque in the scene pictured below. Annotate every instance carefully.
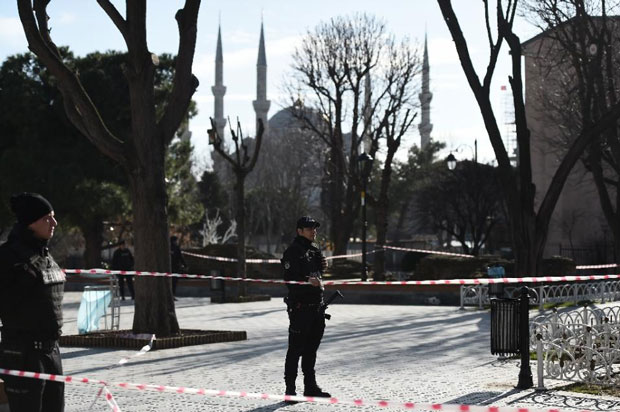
[209,22,434,251]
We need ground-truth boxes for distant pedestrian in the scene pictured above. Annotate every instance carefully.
[111,240,134,300]
[170,235,187,299]
[0,192,65,412]
[281,216,330,401]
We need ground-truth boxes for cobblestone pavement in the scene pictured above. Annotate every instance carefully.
[55,292,620,411]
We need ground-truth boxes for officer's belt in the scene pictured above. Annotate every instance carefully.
[1,331,58,351]
[285,298,324,310]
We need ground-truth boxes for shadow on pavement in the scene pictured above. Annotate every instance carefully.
[243,401,290,411]
[446,389,521,406]
[513,390,620,411]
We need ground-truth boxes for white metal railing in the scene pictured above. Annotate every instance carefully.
[460,281,620,310]
[529,305,620,388]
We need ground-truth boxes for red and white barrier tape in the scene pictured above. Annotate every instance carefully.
[378,245,474,258]
[182,250,376,263]
[182,251,280,263]
[64,268,620,286]
[90,385,121,412]
[118,334,154,366]
[0,368,587,412]
[184,248,620,271]
[575,263,619,270]
[102,386,122,412]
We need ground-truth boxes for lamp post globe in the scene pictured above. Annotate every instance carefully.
[446,153,457,171]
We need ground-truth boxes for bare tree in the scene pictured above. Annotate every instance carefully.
[366,40,421,279]
[522,0,620,261]
[244,113,324,252]
[288,13,420,257]
[201,209,237,246]
[416,161,505,255]
[16,0,202,335]
[208,118,264,296]
[437,0,620,276]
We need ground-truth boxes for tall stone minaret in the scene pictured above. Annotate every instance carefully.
[418,32,433,149]
[253,21,271,134]
[212,23,227,139]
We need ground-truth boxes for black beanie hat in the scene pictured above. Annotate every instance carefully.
[10,192,54,226]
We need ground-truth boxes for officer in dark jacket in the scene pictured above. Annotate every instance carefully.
[170,235,187,299]
[111,240,135,300]
[0,192,65,412]
[282,216,330,400]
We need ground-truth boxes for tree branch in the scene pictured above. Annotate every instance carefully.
[537,99,620,231]
[17,0,125,164]
[97,0,128,43]
[159,0,201,145]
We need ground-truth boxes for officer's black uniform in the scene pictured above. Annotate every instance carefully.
[282,216,330,399]
[0,194,65,412]
[111,242,135,300]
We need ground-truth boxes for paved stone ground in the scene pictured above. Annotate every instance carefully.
[53,292,619,411]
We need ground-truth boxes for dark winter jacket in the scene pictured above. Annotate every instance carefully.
[281,235,324,304]
[111,247,134,271]
[0,223,65,340]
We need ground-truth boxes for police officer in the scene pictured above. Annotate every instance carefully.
[0,193,65,412]
[111,239,135,300]
[282,216,330,400]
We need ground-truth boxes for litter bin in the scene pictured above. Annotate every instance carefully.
[487,265,505,298]
[490,288,533,388]
[490,298,520,356]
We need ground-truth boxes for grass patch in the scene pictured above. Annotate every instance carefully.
[540,300,594,311]
[560,382,620,397]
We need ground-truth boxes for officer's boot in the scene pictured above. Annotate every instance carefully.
[303,375,331,398]
[284,378,298,404]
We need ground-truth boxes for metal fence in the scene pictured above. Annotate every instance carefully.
[530,305,620,388]
[460,280,620,310]
[77,276,121,333]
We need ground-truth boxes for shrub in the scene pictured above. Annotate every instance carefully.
[400,251,430,272]
[414,255,513,280]
[183,244,280,279]
[541,256,576,277]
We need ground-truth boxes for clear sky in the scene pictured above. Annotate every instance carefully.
[0,1,539,170]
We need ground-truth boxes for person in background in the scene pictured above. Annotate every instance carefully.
[111,240,134,300]
[170,235,187,299]
[0,192,65,412]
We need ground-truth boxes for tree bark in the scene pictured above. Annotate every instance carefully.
[130,168,179,335]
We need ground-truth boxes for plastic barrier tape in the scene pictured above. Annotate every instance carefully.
[0,368,585,412]
[64,268,620,287]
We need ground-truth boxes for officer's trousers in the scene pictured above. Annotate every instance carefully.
[284,306,325,384]
[0,341,64,412]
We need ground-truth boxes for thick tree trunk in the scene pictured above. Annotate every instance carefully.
[507,196,544,277]
[129,166,179,336]
[81,220,104,268]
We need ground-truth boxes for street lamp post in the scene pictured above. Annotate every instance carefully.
[446,140,478,169]
[358,152,373,282]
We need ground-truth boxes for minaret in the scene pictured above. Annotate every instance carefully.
[212,23,227,139]
[418,32,433,149]
[253,21,271,134]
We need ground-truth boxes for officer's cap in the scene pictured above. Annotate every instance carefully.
[296,216,320,229]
